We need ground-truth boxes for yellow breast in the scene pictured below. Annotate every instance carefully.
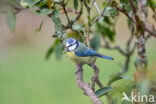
[66,51,91,64]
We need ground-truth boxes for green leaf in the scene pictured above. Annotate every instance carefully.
[95,17,116,42]
[72,24,83,32]
[20,0,40,9]
[73,0,78,11]
[53,27,65,39]
[51,10,64,38]
[45,39,60,60]
[95,22,115,42]
[54,0,60,2]
[112,98,118,104]
[102,2,107,8]
[20,0,30,8]
[103,6,118,17]
[127,19,133,30]
[51,15,61,27]
[118,2,131,13]
[148,0,156,12]
[53,10,60,17]
[103,27,115,42]
[103,17,113,25]
[55,43,64,60]
[103,7,112,16]
[90,34,101,51]
[31,0,42,8]
[109,80,135,104]
[107,74,131,85]
[95,87,113,97]
[6,7,16,32]
[124,5,131,13]
[122,100,131,104]
[35,19,44,33]
[36,8,52,16]
[86,0,91,3]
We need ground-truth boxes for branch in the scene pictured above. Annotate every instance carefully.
[117,31,136,75]
[126,25,136,55]
[145,34,151,42]
[93,1,101,14]
[102,41,133,75]
[129,0,141,29]
[61,2,71,27]
[90,0,111,26]
[71,1,83,25]
[102,26,136,75]
[83,0,90,12]
[76,64,103,104]
[102,38,127,56]
[112,34,149,75]
[90,64,100,92]
[88,59,103,92]
[126,31,134,52]
[90,0,96,9]
[55,0,83,32]
[138,0,156,37]
[115,6,135,23]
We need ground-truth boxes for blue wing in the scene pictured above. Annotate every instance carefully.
[75,48,114,60]
[75,48,97,57]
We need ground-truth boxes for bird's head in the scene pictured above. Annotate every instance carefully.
[65,38,79,52]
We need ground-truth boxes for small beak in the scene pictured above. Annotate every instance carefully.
[64,46,68,51]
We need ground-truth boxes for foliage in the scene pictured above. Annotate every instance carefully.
[6,7,16,32]
[1,0,156,104]
[95,87,113,97]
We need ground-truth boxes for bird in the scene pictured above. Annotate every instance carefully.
[65,38,114,73]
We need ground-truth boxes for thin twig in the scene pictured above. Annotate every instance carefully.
[71,1,83,25]
[129,0,142,30]
[102,25,136,75]
[55,0,83,31]
[88,61,102,92]
[91,0,111,26]
[93,1,101,14]
[83,0,90,12]
[115,6,135,23]
[90,0,96,9]
[62,2,71,26]
[102,38,127,56]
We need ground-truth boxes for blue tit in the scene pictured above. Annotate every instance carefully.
[65,38,114,73]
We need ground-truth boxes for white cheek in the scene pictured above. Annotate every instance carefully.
[68,44,77,51]
[66,43,70,47]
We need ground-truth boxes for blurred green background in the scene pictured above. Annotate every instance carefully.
[0,8,156,104]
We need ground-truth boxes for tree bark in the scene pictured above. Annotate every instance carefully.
[135,35,147,70]
[76,64,103,104]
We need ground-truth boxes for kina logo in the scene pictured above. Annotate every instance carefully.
[122,92,155,103]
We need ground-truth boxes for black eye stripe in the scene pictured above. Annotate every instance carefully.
[67,41,77,47]
[66,41,79,52]
[68,43,76,47]
[66,43,76,52]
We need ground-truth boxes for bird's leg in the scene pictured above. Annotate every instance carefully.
[75,64,83,75]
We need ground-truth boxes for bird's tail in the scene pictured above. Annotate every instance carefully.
[97,54,114,60]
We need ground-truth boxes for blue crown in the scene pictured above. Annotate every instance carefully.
[66,38,75,44]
